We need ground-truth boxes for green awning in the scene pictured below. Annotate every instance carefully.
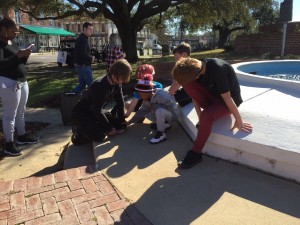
[20,25,76,36]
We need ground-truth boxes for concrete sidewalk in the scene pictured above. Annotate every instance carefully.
[1,108,300,224]
[0,108,151,224]
[92,119,300,225]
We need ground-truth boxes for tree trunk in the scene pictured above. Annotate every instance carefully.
[114,22,138,63]
[218,28,230,48]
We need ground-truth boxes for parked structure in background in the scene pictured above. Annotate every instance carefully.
[0,8,75,52]
[0,7,157,55]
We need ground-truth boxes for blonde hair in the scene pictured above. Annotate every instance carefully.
[109,33,122,47]
[109,59,132,83]
[172,58,202,86]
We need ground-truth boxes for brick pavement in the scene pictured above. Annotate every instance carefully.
[0,166,152,225]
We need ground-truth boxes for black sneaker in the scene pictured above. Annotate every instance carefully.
[149,131,166,144]
[4,142,23,156]
[150,122,172,131]
[16,134,39,145]
[71,126,90,146]
[178,150,202,169]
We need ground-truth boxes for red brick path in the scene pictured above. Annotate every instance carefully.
[0,166,151,225]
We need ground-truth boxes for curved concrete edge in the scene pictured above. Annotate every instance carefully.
[178,83,300,182]
[231,60,300,92]
[64,142,98,173]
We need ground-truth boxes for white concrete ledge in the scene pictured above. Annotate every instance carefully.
[178,81,300,182]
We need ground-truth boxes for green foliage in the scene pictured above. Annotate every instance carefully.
[164,0,279,47]
[261,52,276,59]
[284,54,300,59]
[26,63,105,107]
[27,49,247,107]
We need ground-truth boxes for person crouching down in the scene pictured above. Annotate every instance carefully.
[71,59,132,146]
[127,76,180,144]
[172,57,253,169]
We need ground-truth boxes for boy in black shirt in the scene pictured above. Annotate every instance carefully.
[71,59,132,145]
[172,58,253,169]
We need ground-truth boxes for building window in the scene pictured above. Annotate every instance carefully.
[102,23,106,33]
[15,10,21,23]
[49,36,58,47]
[78,24,81,32]
[39,35,47,47]
[49,19,55,27]
[40,13,45,25]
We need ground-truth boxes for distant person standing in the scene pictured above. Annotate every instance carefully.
[105,33,125,71]
[72,22,94,93]
[0,18,38,156]
[168,42,193,107]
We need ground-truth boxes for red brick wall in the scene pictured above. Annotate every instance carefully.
[6,9,60,27]
[234,22,300,56]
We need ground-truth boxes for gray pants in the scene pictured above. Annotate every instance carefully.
[155,108,172,132]
[0,76,28,142]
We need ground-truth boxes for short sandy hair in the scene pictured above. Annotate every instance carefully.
[109,59,132,83]
[172,58,202,86]
[172,42,191,56]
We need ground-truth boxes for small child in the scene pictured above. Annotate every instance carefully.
[125,64,163,118]
[127,76,180,144]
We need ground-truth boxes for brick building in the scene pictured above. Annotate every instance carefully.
[0,8,75,52]
[0,7,157,54]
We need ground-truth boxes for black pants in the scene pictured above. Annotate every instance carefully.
[72,112,125,143]
[72,116,106,143]
[174,88,192,107]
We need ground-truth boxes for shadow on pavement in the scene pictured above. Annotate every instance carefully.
[94,120,300,225]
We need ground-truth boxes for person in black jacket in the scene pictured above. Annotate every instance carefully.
[0,18,38,157]
[72,22,94,93]
[71,59,132,145]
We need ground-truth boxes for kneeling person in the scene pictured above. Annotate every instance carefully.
[127,76,179,144]
[71,59,132,145]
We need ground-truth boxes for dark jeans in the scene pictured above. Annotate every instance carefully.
[72,65,93,93]
[72,112,126,142]
[72,116,106,142]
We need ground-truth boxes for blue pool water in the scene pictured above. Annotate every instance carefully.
[237,61,300,81]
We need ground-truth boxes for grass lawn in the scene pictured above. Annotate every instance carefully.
[26,48,298,108]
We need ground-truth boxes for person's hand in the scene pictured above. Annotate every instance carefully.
[108,128,117,136]
[116,129,125,134]
[231,120,253,133]
[17,49,32,58]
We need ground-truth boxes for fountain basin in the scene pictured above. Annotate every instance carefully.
[232,60,300,91]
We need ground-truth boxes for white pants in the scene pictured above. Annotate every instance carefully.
[0,76,28,142]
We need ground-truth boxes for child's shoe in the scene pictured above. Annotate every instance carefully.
[149,131,166,144]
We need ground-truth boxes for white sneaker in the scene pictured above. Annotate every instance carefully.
[149,131,166,144]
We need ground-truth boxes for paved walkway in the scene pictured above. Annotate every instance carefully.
[0,166,151,225]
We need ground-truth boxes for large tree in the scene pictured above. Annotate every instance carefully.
[2,0,190,62]
[169,0,278,48]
